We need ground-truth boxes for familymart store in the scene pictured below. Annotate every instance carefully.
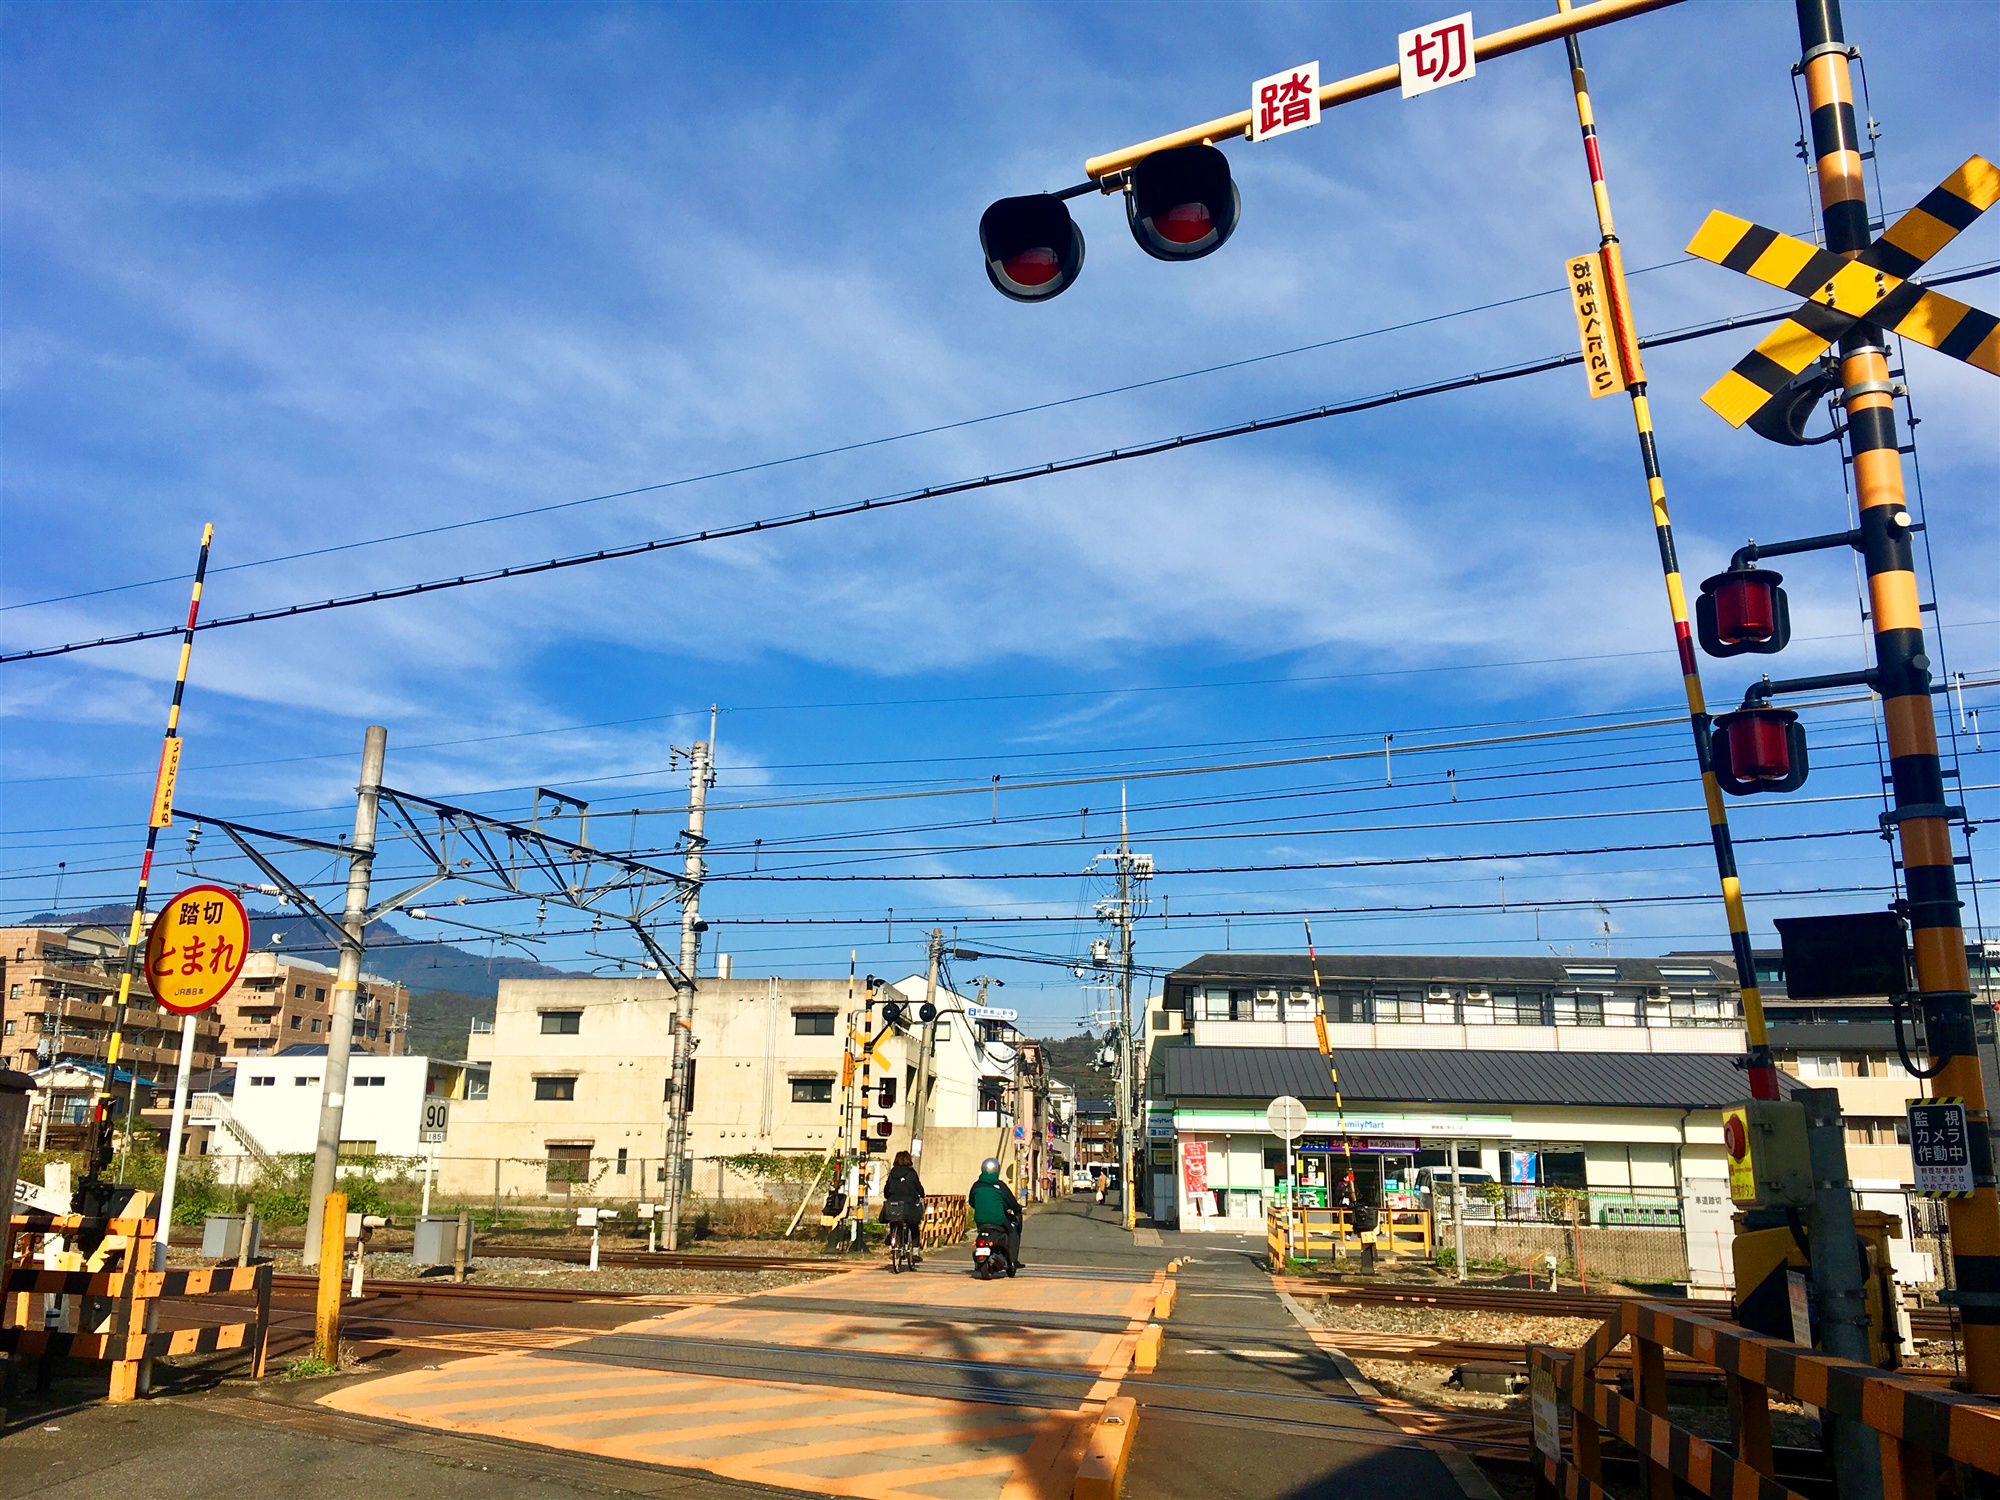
[1158,1045,1747,1237]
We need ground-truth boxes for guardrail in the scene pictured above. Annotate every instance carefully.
[3,1205,272,1400]
[1268,1205,1433,1263]
[1528,1298,1998,1500]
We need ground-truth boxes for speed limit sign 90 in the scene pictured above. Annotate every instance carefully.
[420,1099,450,1143]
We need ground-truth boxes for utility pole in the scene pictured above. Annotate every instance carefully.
[912,928,943,1160]
[37,990,66,1152]
[1791,0,1997,1395]
[303,725,386,1269]
[1096,792,1148,1233]
[661,710,714,1253]
[1798,1087,1884,1500]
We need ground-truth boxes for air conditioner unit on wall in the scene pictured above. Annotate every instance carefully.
[1427,986,1453,1001]
[1465,988,1492,1001]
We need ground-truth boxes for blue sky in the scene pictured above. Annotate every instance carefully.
[4,1,1995,1034]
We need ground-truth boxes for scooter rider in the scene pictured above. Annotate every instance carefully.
[968,1158,1024,1271]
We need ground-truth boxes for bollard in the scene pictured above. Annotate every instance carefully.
[315,1191,346,1365]
[237,1210,256,1269]
[453,1210,469,1284]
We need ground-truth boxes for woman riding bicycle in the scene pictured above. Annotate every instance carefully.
[882,1150,925,1265]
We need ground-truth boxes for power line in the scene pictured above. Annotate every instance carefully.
[9,261,1994,667]
[0,247,1753,619]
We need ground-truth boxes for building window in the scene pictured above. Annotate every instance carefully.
[315,988,325,1003]
[294,984,305,998]
[794,1012,836,1036]
[355,1075,386,1087]
[337,1140,377,1158]
[791,1077,834,1104]
[250,1075,275,1087]
[3,1021,12,1036]
[540,1011,582,1035]
[534,1076,576,1101]
[289,1015,301,1029]
[1552,994,1605,1026]
[615,1148,628,1175]
[546,1144,591,1190]
[1375,990,1429,1024]
[934,1020,951,1041]
[1795,1054,1841,1079]
[311,1019,321,1033]
[1669,994,1734,1027]
[1659,966,1716,981]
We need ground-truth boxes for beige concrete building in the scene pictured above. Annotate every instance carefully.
[438,972,1031,1206]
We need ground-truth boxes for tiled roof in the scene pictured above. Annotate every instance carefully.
[1161,1045,1787,1111]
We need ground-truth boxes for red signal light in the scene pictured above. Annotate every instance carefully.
[1127,144,1239,261]
[1712,707,1809,795]
[1723,1113,1747,1162]
[1697,569,1791,657]
[980,195,1086,303]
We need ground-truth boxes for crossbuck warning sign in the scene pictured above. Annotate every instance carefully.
[1686,154,1999,427]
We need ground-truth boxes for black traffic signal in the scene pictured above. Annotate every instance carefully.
[1697,569,1792,657]
[881,1000,906,1028]
[918,1002,937,1023]
[1126,144,1239,261]
[980,194,1086,302]
[878,1076,898,1108]
[1712,707,1809,795]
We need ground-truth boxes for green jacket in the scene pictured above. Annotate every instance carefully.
[968,1172,1020,1227]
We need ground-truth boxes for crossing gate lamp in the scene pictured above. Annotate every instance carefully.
[1696,568,1791,656]
[1126,144,1240,261]
[1710,706,1808,796]
[979,194,1086,302]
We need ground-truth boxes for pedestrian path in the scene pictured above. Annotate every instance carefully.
[320,1223,1162,1500]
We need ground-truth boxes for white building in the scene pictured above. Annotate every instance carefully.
[193,1044,473,1166]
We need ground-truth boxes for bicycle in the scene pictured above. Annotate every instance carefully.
[885,1216,921,1273]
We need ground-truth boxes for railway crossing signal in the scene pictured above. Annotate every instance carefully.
[1686,154,1999,429]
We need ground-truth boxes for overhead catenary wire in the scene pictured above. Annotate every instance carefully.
[7,261,1996,668]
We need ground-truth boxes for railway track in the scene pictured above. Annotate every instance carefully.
[256,1238,849,1274]
[1276,1275,1958,1340]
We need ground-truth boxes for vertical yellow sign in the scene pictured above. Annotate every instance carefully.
[1567,252,1628,399]
[149,736,184,828]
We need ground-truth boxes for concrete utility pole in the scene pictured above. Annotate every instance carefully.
[912,928,943,1158]
[303,725,386,1269]
[661,712,714,1252]
[1097,795,1147,1233]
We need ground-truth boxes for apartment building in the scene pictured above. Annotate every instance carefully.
[436,971,1040,1204]
[2,925,225,1103]
[218,950,408,1057]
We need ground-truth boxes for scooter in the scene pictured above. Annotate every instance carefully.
[972,1221,1017,1280]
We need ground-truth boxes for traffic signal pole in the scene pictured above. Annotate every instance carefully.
[1554,14,1779,1101]
[1793,0,1998,1394]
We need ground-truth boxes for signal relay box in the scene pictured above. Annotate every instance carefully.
[1723,1099,1813,1208]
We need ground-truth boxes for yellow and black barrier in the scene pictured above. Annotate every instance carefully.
[1529,1298,1997,1500]
[4,1209,273,1400]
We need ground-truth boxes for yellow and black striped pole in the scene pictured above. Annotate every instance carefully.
[1556,14,1778,1100]
[81,523,215,1199]
[1794,0,1997,1394]
[1304,922,1354,1206]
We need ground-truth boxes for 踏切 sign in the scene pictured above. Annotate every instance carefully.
[1400,12,1475,99]
[1908,1099,1976,1197]
[144,883,250,1015]
[1566,252,1628,399]
[1246,61,1319,143]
